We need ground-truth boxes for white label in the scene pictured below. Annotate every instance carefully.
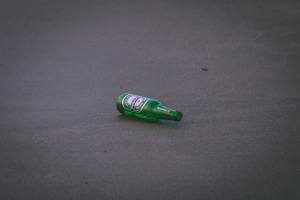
[122,94,149,112]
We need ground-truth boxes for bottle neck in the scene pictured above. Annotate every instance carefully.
[153,104,182,121]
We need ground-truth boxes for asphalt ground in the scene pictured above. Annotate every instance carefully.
[0,0,299,199]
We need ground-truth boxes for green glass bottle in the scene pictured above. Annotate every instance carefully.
[116,93,183,121]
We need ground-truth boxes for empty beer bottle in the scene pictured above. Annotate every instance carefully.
[116,93,183,121]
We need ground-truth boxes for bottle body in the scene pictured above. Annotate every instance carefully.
[116,93,182,121]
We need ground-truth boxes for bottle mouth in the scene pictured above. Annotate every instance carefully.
[174,111,183,121]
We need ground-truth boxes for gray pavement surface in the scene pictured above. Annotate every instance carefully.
[0,0,299,199]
